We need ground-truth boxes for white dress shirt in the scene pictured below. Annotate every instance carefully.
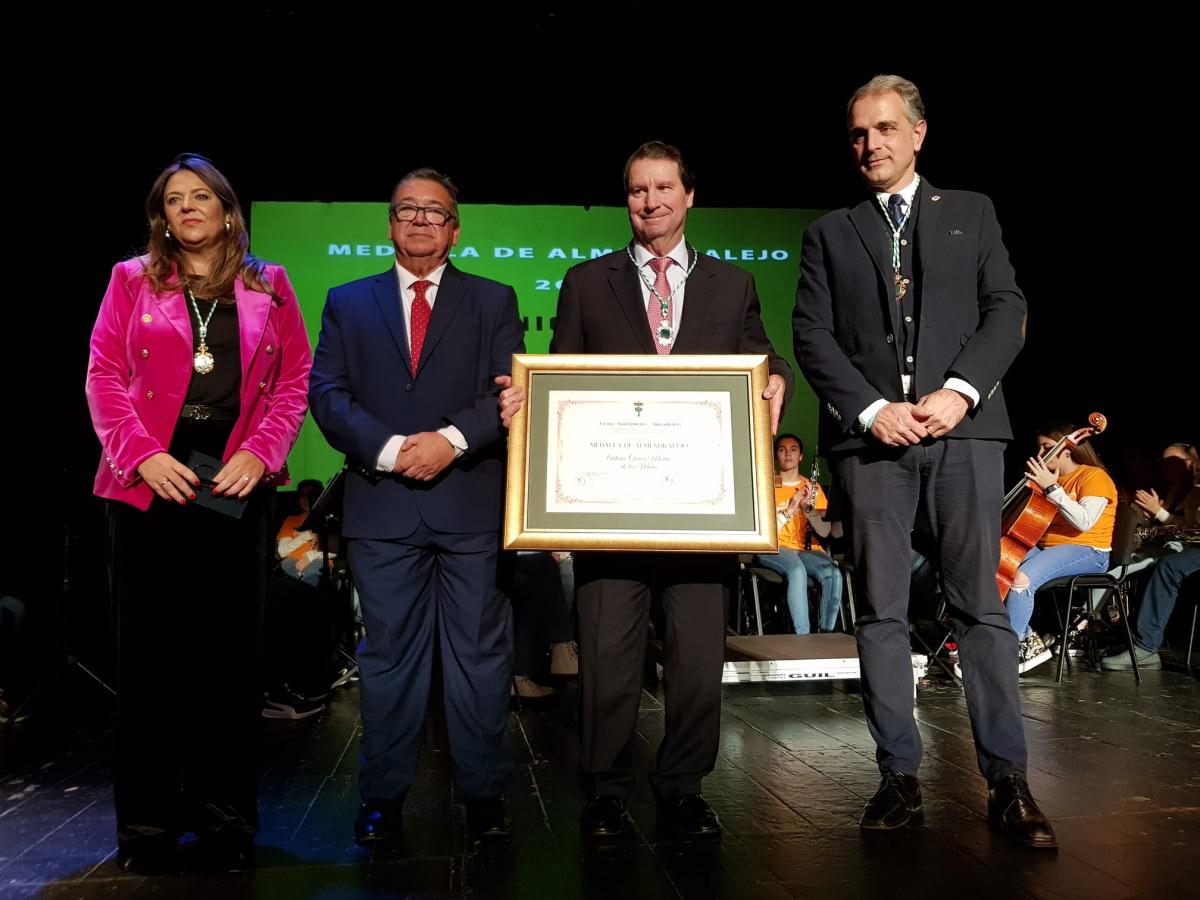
[375,262,468,472]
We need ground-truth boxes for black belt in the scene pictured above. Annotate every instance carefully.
[179,403,236,421]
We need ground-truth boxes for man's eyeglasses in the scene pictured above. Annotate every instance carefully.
[390,204,456,226]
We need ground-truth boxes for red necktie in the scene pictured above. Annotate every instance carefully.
[647,256,673,355]
[410,279,432,370]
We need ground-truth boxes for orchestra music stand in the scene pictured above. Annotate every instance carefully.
[300,470,358,686]
[4,506,116,730]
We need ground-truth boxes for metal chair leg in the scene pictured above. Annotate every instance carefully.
[911,626,963,690]
[1116,582,1141,684]
[1085,586,1108,670]
[842,571,857,635]
[1188,606,1197,671]
[750,570,764,637]
[1055,587,1072,684]
[734,568,746,636]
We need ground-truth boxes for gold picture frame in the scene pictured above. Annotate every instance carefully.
[504,354,778,552]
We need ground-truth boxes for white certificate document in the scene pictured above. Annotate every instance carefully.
[545,390,735,515]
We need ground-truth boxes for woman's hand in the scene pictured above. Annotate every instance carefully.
[137,452,199,504]
[213,450,266,498]
[1025,455,1059,491]
[1133,488,1163,517]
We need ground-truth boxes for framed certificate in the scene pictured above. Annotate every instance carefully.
[504,354,778,552]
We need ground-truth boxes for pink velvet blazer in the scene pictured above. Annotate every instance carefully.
[86,257,312,510]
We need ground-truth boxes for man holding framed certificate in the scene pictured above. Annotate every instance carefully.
[502,142,792,839]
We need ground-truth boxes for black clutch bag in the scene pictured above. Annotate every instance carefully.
[185,451,248,519]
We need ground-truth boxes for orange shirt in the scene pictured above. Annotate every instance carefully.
[1041,465,1117,550]
[277,512,319,566]
[776,477,828,552]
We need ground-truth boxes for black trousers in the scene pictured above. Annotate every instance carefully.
[264,567,334,695]
[107,418,272,842]
[833,438,1027,783]
[574,551,732,801]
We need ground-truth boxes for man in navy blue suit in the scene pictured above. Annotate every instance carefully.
[310,168,524,844]
[793,76,1054,849]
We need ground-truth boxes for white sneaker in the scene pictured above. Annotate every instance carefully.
[1017,634,1053,675]
[511,675,555,699]
[262,687,326,720]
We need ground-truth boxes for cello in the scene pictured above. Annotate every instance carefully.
[995,413,1108,599]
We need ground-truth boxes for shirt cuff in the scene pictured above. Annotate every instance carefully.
[1155,507,1170,523]
[438,425,467,459]
[857,399,889,432]
[377,435,406,472]
[943,377,979,408]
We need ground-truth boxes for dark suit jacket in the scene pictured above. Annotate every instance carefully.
[309,263,525,539]
[792,179,1026,455]
[550,245,794,396]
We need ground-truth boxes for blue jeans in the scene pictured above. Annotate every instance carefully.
[756,548,844,634]
[1135,547,1200,651]
[281,557,322,587]
[1006,545,1110,638]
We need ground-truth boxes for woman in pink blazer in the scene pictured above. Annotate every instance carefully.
[85,154,311,873]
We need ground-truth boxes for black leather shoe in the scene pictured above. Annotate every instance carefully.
[194,833,256,871]
[115,832,177,874]
[354,798,403,844]
[116,844,176,874]
[465,795,512,840]
[194,804,257,870]
[580,795,627,838]
[657,794,722,838]
[860,771,923,830]
[115,826,178,874]
[988,774,1057,850]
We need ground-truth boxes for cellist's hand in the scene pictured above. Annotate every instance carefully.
[1025,455,1058,491]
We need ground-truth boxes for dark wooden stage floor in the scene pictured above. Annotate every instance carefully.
[2,658,1198,899]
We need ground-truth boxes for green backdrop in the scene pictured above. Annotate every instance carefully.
[250,202,824,485]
